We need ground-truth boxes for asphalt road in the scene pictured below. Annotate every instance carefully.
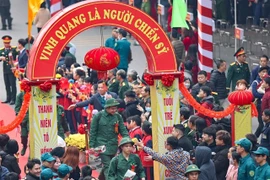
[0,0,259,135]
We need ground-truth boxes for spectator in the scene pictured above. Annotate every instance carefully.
[33,2,51,33]
[180,107,191,135]
[251,67,268,137]
[114,29,132,72]
[105,27,118,49]
[50,147,65,162]
[184,61,193,83]
[261,77,270,112]
[226,147,240,180]
[191,71,215,98]
[235,138,256,179]
[195,146,217,180]
[116,69,130,100]
[0,134,9,152]
[180,78,193,109]
[0,154,9,179]
[123,91,141,120]
[107,68,119,94]
[196,86,214,126]
[57,164,73,180]
[140,121,153,180]
[4,172,19,180]
[186,45,199,84]
[213,130,231,180]
[182,28,192,52]
[68,80,118,111]
[260,109,270,152]
[1,139,21,175]
[136,136,190,179]
[210,60,228,108]
[40,168,54,180]
[184,164,201,180]
[253,147,270,179]
[127,69,139,86]
[140,86,150,109]
[41,153,56,170]
[79,165,94,180]
[245,133,259,152]
[171,30,185,70]
[251,55,269,83]
[187,115,199,147]
[108,138,145,180]
[127,115,143,141]
[62,146,80,180]
[199,126,216,153]
[172,124,193,152]
[25,159,41,180]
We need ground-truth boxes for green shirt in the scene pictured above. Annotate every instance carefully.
[254,162,270,180]
[108,77,119,94]
[238,154,256,180]
[90,110,128,155]
[118,80,130,100]
[108,153,145,180]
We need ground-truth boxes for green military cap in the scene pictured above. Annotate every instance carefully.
[2,35,12,43]
[58,164,73,177]
[118,137,134,147]
[104,98,120,108]
[253,147,269,156]
[235,138,252,151]
[234,47,245,57]
[40,168,55,180]
[185,164,201,176]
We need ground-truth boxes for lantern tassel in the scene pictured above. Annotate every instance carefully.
[97,71,107,80]
[251,103,258,117]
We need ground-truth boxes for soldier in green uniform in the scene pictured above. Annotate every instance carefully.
[0,35,19,105]
[107,68,119,94]
[90,98,129,180]
[56,100,70,140]
[253,147,270,179]
[235,138,256,180]
[108,137,146,180]
[15,91,29,156]
[226,47,250,91]
[116,69,130,100]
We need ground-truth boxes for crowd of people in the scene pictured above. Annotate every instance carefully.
[1,0,270,180]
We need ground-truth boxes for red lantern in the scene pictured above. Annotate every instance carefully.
[84,47,120,80]
[228,90,254,106]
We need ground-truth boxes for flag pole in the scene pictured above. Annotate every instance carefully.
[234,0,237,52]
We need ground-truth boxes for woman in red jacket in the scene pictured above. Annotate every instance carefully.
[140,121,153,180]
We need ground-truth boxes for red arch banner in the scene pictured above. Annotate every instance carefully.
[27,1,177,80]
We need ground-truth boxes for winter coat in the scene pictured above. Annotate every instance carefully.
[196,96,214,126]
[191,81,215,98]
[195,146,217,180]
[123,100,142,121]
[33,8,51,28]
[2,154,21,175]
[210,70,227,99]
[213,145,229,180]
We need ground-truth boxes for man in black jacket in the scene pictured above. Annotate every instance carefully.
[210,60,228,108]
[122,90,141,122]
[172,124,193,152]
[213,130,230,180]
[68,80,118,111]
[25,159,41,180]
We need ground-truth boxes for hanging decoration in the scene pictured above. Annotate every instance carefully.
[39,82,52,92]
[78,124,86,134]
[20,79,31,92]
[0,92,31,133]
[161,74,175,87]
[143,73,154,86]
[84,47,120,80]
[179,83,236,118]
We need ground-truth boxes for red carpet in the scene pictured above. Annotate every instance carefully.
[0,103,99,178]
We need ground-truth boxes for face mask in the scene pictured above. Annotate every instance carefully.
[184,83,190,89]
[145,107,151,112]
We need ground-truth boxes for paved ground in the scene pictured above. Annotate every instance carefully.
[0,0,260,145]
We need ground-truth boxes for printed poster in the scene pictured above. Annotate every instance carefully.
[29,85,58,159]
[151,78,180,180]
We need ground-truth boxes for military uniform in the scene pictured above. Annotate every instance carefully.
[90,98,129,180]
[226,47,250,91]
[118,80,130,100]
[253,147,270,180]
[108,77,119,94]
[105,37,116,49]
[57,105,69,140]
[108,138,145,180]
[114,37,131,72]
[236,138,256,180]
[0,35,18,104]
[15,91,29,156]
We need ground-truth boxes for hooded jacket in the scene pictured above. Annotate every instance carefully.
[195,146,217,180]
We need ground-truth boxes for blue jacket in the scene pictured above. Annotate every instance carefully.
[0,166,9,179]
[114,38,131,69]
[251,78,264,100]
[251,65,270,84]
[18,49,28,68]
